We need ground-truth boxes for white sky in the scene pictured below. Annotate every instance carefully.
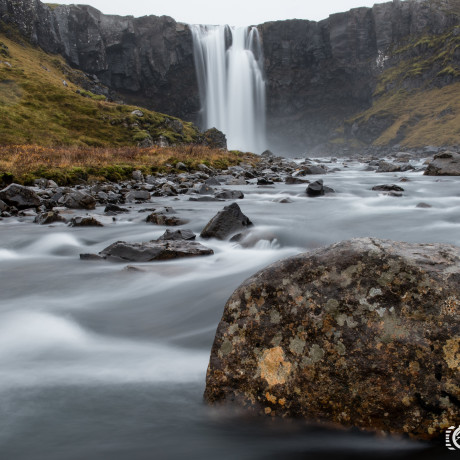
[52,1,384,26]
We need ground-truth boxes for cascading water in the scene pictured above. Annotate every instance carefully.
[191,25,267,153]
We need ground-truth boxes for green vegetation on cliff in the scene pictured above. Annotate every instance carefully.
[0,27,201,147]
[346,25,460,147]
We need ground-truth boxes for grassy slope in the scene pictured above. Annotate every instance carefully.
[346,24,460,147]
[0,28,200,147]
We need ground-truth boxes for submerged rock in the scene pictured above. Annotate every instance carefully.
[306,179,334,197]
[204,238,460,440]
[81,240,213,262]
[0,183,41,209]
[424,151,460,176]
[201,203,253,240]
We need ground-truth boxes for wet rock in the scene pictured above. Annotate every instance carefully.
[69,216,103,227]
[201,203,253,240]
[34,211,67,225]
[377,161,414,173]
[214,190,244,200]
[424,151,460,176]
[226,177,247,186]
[306,179,334,197]
[417,202,432,208]
[258,178,274,185]
[0,199,7,212]
[372,184,405,192]
[285,176,309,185]
[204,238,460,440]
[146,208,187,226]
[205,177,221,186]
[0,183,41,209]
[58,191,96,210]
[125,190,151,202]
[299,165,327,175]
[157,229,196,241]
[83,240,213,262]
[104,204,129,214]
[189,196,222,202]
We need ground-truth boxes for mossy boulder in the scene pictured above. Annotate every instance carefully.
[205,238,460,440]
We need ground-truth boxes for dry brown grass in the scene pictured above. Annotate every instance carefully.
[0,145,258,185]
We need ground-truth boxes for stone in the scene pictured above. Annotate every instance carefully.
[416,202,432,209]
[306,179,324,197]
[131,109,144,117]
[257,178,274,185]
[203,128,227,149]
[146,209,187,226]
[125,190,151,202]
[204,238,460,440]
[214,190,244,200]
[84,240,214,262]
[201,203,253,240]
[424,151,460,176]
[132,170,144,182]
[372,184,405,192]
[58,191,96,210]
[104,204,129,214]
[299,165,327,175]
[0,184,41,209]
[157,229,196,241]
[69,216,103,227]
[285,176,309,185]
[0,199,7,212]
[176,162,188,171]
[34,211,67,225]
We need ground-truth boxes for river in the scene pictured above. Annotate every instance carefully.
[0,157,458,459]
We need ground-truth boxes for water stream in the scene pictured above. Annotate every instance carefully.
[0,158,458,459]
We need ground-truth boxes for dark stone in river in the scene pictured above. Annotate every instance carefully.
[285,176,309,185]
[424,151,460,176]
[146,208,187,226]
[214,190,244,200]
[69,216,103,227]
[204,238,460,440]
[306,179,326,197]
[157,229,196,241]
[372,184,405,192]
[0,183,41,209]
[85,240,213,262]
[34,210,66,225]
[201,203,253,240]
[104,204,129,214]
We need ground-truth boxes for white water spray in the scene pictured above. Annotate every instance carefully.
[191,25,267,153]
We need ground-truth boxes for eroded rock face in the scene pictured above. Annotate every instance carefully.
[424,151,460,176]
[205,238,460,440]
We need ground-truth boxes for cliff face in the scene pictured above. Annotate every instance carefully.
[0,0,200,121]
[1,0,460,152]
[260,0,460,151]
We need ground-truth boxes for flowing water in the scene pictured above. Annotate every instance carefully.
[0,158,458,459]
[191,25,266,153]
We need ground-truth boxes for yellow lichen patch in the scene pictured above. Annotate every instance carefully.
[278,398,286,406]
[264,407,272,415]
[259,347,292,386]
[443,338,460,369]
[265,392,277,404]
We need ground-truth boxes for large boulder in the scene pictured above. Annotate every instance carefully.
[81,240,213,262]
[201,203,252,240]
[59,191,96,210]
[0,183,41,209]
[424,151,460,176]
[204,238,460,440]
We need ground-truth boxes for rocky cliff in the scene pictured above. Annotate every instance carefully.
[0,0,200,121]
[1,0,460,152]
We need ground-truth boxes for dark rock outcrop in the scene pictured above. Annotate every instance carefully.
[425,151,460,176]
[0,183,41,209]
[81,239,213,262]
[34,210,66,225]
[204,238,460,440]
[201,203,253,240]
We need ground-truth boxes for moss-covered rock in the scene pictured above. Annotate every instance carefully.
[205,238,460,440]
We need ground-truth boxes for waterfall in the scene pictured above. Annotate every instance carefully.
[191,25,267,153]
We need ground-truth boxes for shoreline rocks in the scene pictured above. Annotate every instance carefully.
[204,238,460,440]
[425,151,460,176]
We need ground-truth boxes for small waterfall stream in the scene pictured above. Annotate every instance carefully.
[191,25,267,153]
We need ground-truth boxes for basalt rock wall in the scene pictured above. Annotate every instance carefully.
[1,0,459,152]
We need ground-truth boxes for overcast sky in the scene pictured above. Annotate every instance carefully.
[53,0,384,25]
